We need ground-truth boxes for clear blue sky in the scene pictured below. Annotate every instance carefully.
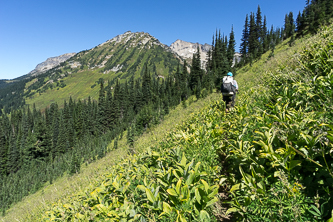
[0,0,305,80]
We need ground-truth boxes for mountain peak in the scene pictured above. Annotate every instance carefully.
[97,31,165,49]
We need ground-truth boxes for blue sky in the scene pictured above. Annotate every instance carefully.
[0,0,305,80]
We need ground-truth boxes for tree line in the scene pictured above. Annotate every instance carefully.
[237,0,333,66]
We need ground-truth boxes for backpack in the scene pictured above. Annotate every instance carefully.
[221,76,236,96]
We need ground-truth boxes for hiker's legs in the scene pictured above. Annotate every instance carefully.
[223,96,232,110]
[231,94,236,107]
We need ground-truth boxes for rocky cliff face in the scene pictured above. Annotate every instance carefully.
[28,52,76,76]
[170,39,211,67]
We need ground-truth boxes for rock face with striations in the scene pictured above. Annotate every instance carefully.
[170,39,211,67]
[28,53,76,76]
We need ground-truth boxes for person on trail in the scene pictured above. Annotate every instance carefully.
[221,72,238,111]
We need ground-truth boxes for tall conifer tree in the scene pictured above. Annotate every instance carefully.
[240,14,249,64]
[227,26,236,68]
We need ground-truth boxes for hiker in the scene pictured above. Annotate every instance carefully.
[221,72,238,111]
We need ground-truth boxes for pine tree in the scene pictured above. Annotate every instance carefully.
[69,150,80,174]
[75,100,85,138]
[142,63,152,105]
[180,60,189,100]
[134,79,143,114]
[227,26,236,68]
[255,5,263,57]
[7,133,19,174]
[127,124,135,153]
[196,79,201,99]
[113,79,121,122]
[287,12,295,46]
[262,16,269,52]
[240,14,249,64]
[189,46,202,91]
[56,115,67,155]
[248,12,257,59]
[98,81,107,134]
[0,125,7,176]
[105,86,114,130]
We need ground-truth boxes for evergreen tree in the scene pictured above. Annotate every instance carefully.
[256,5,263,57]
[189,46,202,91]
[49,103,59,157]
[127,123,135,153]
[181,60,189,100]
[0,125,7,176]
[227,26,236,68]
[98,81,107,134]
[248,12,257,59]
[113,79,121,121]
[196,79,202,99]
[105,86,114,130]
[262,16,269,52]
[56,115,67,155]
[69,150,80,175]
[134,79,143,114]
[240,14,249,64]
[296,11,304,37]
[142,63,152,105]
[7,133,19,174]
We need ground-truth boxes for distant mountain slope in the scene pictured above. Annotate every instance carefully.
[20,31,182,110]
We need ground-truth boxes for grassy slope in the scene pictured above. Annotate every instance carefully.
[1,26,325,221]
[25,70,113,110]
[1,93,220,222]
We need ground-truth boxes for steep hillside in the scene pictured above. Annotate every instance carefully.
[0,92,221,222]
[31,26,333,221]
[4,22,332,222]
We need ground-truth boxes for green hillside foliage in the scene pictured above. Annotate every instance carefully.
[221,24,333,221]
[16,23,333,221]
[0,93,220,222]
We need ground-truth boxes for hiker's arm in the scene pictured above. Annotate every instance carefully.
[233,80,239,90]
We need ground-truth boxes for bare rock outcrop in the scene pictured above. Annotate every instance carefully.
[28,53,76,76]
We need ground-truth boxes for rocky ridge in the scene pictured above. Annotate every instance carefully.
[98,31,171,52]
[170,39,211,59]
[28,53,76,76]
[170,39,211,67]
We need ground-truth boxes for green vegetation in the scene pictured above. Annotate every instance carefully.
[3,22,331,221]
[0,92,220,222]
[1,1,333,220]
